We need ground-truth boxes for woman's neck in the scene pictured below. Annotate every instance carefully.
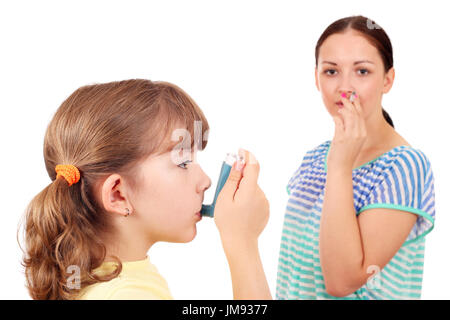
[361,109,401,152]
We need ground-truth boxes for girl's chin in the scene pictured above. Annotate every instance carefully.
[173,226,198,243]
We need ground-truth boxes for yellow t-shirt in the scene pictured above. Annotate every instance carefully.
[77,256,173,300]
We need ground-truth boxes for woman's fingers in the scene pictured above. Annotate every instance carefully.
[351,93,363,116]
[339,92,367,142]
[339,92,362,133]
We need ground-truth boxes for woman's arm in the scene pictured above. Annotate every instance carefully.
[321,92,418,297]
[320,167,417,297]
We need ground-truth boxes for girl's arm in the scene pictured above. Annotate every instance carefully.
[221,238,271,300]
[214,149,272,300]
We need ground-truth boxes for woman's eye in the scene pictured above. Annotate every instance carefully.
[324,69,370,76]
[178,160,192,169]
[358,68,369,75]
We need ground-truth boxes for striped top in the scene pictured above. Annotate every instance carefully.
[276,140,435,300]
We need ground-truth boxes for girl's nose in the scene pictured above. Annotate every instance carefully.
[197,167,211,193]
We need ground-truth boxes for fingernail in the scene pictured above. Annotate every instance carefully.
[235,149,245,171]
[235,157,245,172]
[349,92,355,102]
[341,93,347,98]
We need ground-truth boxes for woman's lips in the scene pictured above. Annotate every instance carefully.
[336,102,343,107]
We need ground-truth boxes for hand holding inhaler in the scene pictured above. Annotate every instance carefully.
[213,149,270,247]
[329,91,368,172]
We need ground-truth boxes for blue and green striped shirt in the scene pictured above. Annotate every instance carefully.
[276,140,435,300]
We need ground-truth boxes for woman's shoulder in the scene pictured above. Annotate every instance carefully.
[382,142,433,172]
[372,142,434,191]
[303,140,331,159]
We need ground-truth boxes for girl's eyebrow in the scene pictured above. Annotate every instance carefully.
[321,60,374,65]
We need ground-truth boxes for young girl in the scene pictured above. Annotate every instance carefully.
[20,79,271,300]
[277,15,435,299]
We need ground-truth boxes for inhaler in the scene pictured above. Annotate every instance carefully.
[200,152,245,217]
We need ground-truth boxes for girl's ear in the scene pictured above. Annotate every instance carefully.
[382,67,395,94]
[101,174,132,217]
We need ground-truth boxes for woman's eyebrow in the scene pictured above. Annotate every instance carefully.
[321,60,374,65]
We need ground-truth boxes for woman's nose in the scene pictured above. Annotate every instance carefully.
[337,71,355,92]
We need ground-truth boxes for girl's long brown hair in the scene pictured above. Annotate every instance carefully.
[18,79,209,299]
[315,15,395,128]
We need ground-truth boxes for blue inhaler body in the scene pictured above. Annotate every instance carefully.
[201,153,243,217]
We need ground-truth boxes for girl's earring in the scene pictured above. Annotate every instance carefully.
[125,207,130,217]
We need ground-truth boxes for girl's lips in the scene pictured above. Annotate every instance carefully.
[336,102,344,107]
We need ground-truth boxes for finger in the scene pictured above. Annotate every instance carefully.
[351,92,363,116]
[220,161,244,200]
[236,149,260,197]
[340,93,360,130]
[350,92,367,136]
[340,93,357,114]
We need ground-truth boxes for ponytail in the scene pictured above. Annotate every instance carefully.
[19,175,122,300]
[382,108,394,128]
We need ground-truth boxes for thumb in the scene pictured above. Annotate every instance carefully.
[237,149,260,195]
[219,161,244,200]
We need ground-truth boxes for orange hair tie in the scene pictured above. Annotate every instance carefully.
[55,164,80,187]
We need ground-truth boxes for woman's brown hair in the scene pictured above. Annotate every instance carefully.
[315,15,395,128]
[18,79,209,299]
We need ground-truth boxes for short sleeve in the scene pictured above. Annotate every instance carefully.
[286,151,314,195]
[358,148,435,245]
[286,164,302,196]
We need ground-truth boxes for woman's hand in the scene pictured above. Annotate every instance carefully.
[214,149,270,249]
[328,92,367,172]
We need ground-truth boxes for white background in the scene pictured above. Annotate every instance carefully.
[1,0,449,299]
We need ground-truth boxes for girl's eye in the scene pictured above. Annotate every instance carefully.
[324,69,336,76]
[178,160,192,169]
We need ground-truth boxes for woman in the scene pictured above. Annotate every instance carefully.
[276,15,435,299]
